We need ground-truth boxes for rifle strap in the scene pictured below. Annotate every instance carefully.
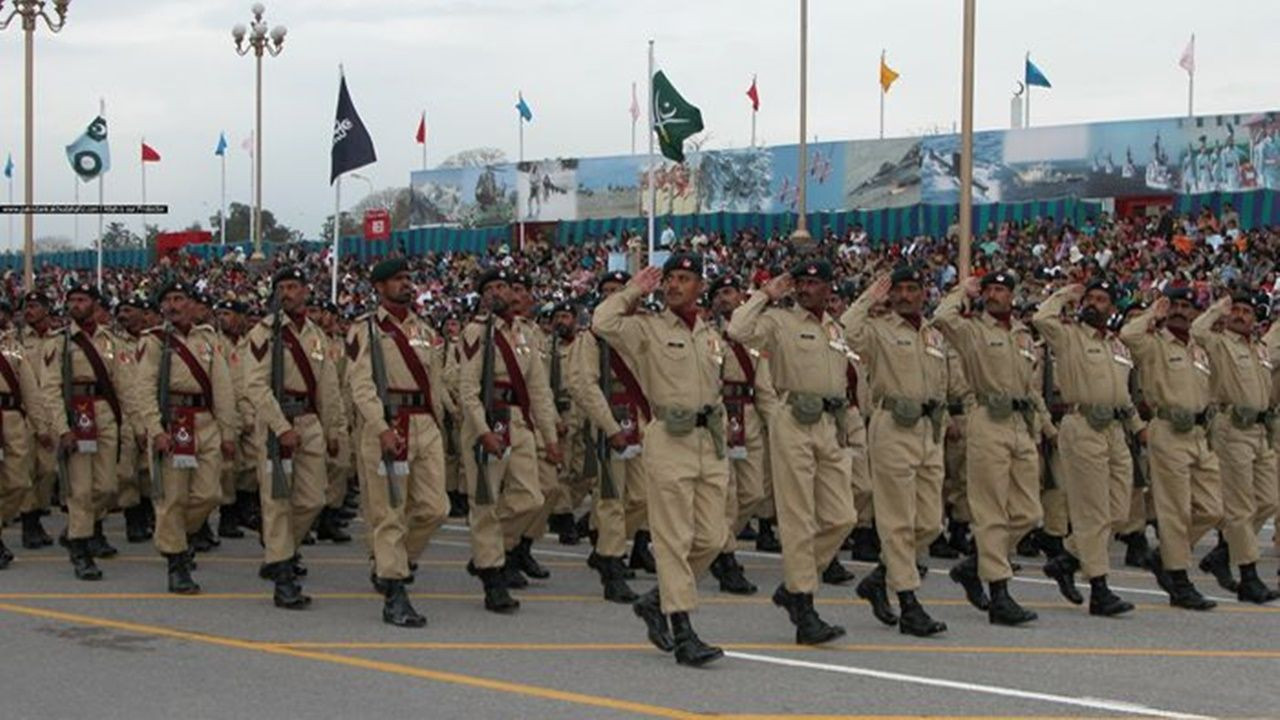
[0,351,24,415]
[70,331,121,427]
[726,339,757,391]
[608,349,651,423]
[492,326,534,429]
[167,333,215,411]
[281,324,319,401]
[377,315,437,420]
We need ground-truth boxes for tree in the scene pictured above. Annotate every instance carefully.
[99,221,143,250]
[319,212,362,243]
[439,147,507,169]
[208,202,300,245]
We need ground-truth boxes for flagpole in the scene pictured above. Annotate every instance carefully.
[958,0,975,281]
[1024,51,1031,128]
[518,99,525,252]
[646,39,656,264]
[751,73,758,147]
[421,110,428,170]
[73,174,79,245]
[141,136,148,240]
[1187,34,1194,118]
[6,174,12,256]
[332,174,341,302]
[791,0,810,244]
[220,146,227,245]
[879,50,886,140]
[631,82,638,156]
[97,97,105,290]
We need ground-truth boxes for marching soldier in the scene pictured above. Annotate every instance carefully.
[243,268,343,610]
[932,271,1041,625]
[1032,280,1140,616]
[18,290,58,549]
[0,320,48,568]
[1118,287,1220,609]
[1194,290,1279,603]
[457,268,562,613]
[213,299,252,540]
[439,312,468,519]
[566,270,647,603]
[115,295,157,544]
[42,284,130,580]
[593,255,727,667]
[728,259,856,644]
[843,267,949,636]
[537,302,595,550]
[708,274,777,595]
[135,281,238,594]
[310,299,354,544]
[346,258,449,627]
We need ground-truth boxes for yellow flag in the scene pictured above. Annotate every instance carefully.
[879,55,900,93]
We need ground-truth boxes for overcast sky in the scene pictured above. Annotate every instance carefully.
[1,0,1277,248]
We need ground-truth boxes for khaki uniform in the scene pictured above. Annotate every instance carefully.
[346,308,449,581]
[841,297,948,594]
[1037,349,1069,538]
[457,314,558,568]
[114,331,149,512]
[1193,306,1277,568]
[934,289,1044,582]
[19,328,56,515]
[221,334,258,501]
[135,325,237,554]
[0,332,47,523]
[1119,307,1221,572]
[243,313,343,565]
[942,345,973,528]
[524,322,570,540]
[728,292,854,594]
[543,332,594,524]
[567,330,650,558]
[845,361,873,530]
[325,332,354,511]
[442,339,464,496]
[593,286,728,614]
[719,337,777,553]
[43,322,130,540]
[1032,289,1140,580]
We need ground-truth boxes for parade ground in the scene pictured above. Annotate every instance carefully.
[1,517,1276,720]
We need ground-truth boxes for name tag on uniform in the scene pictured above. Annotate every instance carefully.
[926,347,945,359]
[667,341,685,349]
[1113,354,1133,368]
[1194,362,1211,375]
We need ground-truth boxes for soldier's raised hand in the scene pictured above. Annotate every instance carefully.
[1060,283,1086,301]
[867,272,892,303]
[633,266,663,294]
[962,275,982,298]
[1151,296,1170,320]
[762,273,794,301]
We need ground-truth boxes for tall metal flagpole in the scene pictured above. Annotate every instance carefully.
[220,147,227,245]
[422,110,428,170]
[97,97,105,290]
[73,175,79,244]
[141,136,148,239]
[332,176,341,302]
[791,0,810,244]
[879,50,886,140]
[646,40,656,264]
[518,95,525,251]
[1187,34,1195,118]
[631,82,637,156]
[1024,51,1031,128]
[958,0,976,280]
[751,73,758,147]
[7,173,12,256]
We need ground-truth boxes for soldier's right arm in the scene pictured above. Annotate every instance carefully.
[15,350,49,437]
[565,333,622,436]
[243,320,291,437]
[134,335,164,439]
[840,287,879,360]
[1031,287,1073,350]
[457,323,490,435]
[1118,304,1158,362]
[233,340,256,436]
[344,322,390,436]
[726,291,778,352]
[591,285,648,359]
[1190,298,1228,350]
[931,287,973,349]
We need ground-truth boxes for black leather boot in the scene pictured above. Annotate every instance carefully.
[1148,548,1174,595]
[599,555,639,604]
[928,533,959,559]
[947,520,974,555]
[1236,563,1280,604]
[848,526,880,562]
[70,539,103,581]
[1036,531,1065,559]
[188,522,217,553]
[166,553,200,594]
[669,612,723,667]
[1015,530,1041,558]
[1198,536,1238,592]
[514,536,550,579]
[20,511,51,549]
[271,562,312,610]
[478,565,520,614]
[1117,530,1151,568]
[633,587,674,651]
[218,504,245,539]
[1043,552,1084,604]
[897,591,946,636]
[382,579,427,628]
[549,513,580,545]
[987,579,1037,625]
[755,518,782,553]
[236,491,261,532]
[788,591,846,645]
[949,555,990,611]
[0,537,13,569]
[628,530,656,574]
[316,508,352,543]
[124,505,152,543]
[737,522,758,542]
[711,552,758,595]
[88,520,118,558]
[821,556,856,585]
[447,490,467,518]
[1165,569,1215,610]
[855,564,898,626]
[501,553,529,589]
[1088,575,1134,616]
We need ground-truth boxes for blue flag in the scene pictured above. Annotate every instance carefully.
[215,132,228,156]
[3,154,12,179]
[516,93,533,122]
[66,115,111,181]
[1025,58,1051,89]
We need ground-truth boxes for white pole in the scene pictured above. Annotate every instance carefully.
[422,110,428,170]
[518,104,525,251]
[879,50,886,140]
[1187,70,1194,119]
[220,150,227,245]
[332,175,341,302]
[97,98,105,290]
[647,39,656,264]
[141,136,148,240]
[1024,52,1031,128]
[6,176,12,256]
[751,73,758,147]
[73,176,79,245]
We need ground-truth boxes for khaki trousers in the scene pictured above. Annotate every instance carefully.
[324,431,352,510]
[944,422,972,523]
[20,444,55,514]
[848,408,874,528]
[257,414,327,565]
[642,420,728,614]
[1042,448,1070,536]
[65,400,120,540]
[594,454,644,557]
[463,415,540,569]
[357,413,448,580]
[1058,415,1132,579]
[152,412,223,554]
[0,409,34,522]
[965,410,1042,582]
[1147,419,1222,571]
[868,409,944,593]
[1209,416,1278,567]
[769,409,855,593]
[724,404,767,551]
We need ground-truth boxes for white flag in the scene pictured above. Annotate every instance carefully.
[629,82,640,122]
[1179,34,1195,75]
[241,131,254,158]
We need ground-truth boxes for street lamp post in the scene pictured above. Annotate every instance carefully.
[232,2,286,261]
[790,0,811,248]
[1,0,71,291]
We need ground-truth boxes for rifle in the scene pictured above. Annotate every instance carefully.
[366,314,402,507]
[57,330,73,503]
[152,321,174,499]
[265,299,289,499]
[472,314,496,506]
[1127,371,1148,489]
[440,334,458,457]
[596,335,619,500]
[1040,343,1057,491]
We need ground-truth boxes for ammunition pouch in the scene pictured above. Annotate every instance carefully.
[1155,406,1212,435]
[1075,404,1131,433]
[977,393,1036,429]
[1228,404,1266,431]
[880,396,945,443]
[655,404,726,459]
[787,392,826,426]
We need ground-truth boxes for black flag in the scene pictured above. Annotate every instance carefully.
[331,72,376,184]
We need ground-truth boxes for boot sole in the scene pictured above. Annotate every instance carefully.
[675,647,724,667]
[797,626,846,645]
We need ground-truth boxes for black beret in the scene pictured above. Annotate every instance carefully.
[192,291,213,307]
[155,280,193,303]
[706,274,742,297]
[65,283,101,302]
[980,271,1017,290]
[597,270,630,292]
[1163,286,1194,302]
[319,300,339,315]
[1085,278,1120,303]
[371,258,408,283]
[791,259,833,282]
[476,267,512,293]
[117,294,155,312]
[550,300,577,316]
[507,273,531,288]
[21,291,51,308]
[1231,288,1267,309]
[889,265,923,286]
[662,252,703,277]
[214,299,248,314]
[272,266,307,290]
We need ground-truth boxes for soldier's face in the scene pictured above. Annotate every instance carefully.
[307,307,324,325]
[599,281,624,299]
[552,310,576,337]
[512,284,532,315]
[215,309,242,335]
[795,277,830,314]
[66,294,96,323]
[118,306,144,334]
[161,293,194,327]
[276,279,309,314]
[444,318,461,337]
[23,303,47,326]
[1082,289,1113,318]
[982,284,1013,313]
[483,281,511,315]
[1166,298,1197,332]
[377,271,415,306]
[662,270,703,311]
[711,286,742,317]
[1227,302,1255,335]
[889,281,923,315]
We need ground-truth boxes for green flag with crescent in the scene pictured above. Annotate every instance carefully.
[652,70,704,163]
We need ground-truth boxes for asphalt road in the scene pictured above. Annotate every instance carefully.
[1,516,1278,720]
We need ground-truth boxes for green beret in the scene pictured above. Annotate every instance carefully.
[791,259,833,282]
[662,252,703,277]
[371,258,408,283]
[889,265,923,287]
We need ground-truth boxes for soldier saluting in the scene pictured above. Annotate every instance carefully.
[135,281,238,594]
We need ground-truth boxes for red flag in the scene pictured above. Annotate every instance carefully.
[415,112,427,145]
[141,142,161,162]
[746,76,760,112]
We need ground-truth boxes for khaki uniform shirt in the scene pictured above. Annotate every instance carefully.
[0,329,50,437]
[933,288,1040,404]
[1032,288,1138,428]
[457,313,558,442]
[344,307,446,436]
[1192,303,1272,409]
[134,324,238,441]
[568,329,645,437]
[242,313,343,441]
[1120,307,1212,413]
[727,291,849,400]
[43,321,134,437]
[840,293,948,406]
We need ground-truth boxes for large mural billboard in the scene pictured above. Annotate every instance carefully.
[410,110,1279,227]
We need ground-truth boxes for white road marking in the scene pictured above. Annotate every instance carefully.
[725,650,1216,720]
